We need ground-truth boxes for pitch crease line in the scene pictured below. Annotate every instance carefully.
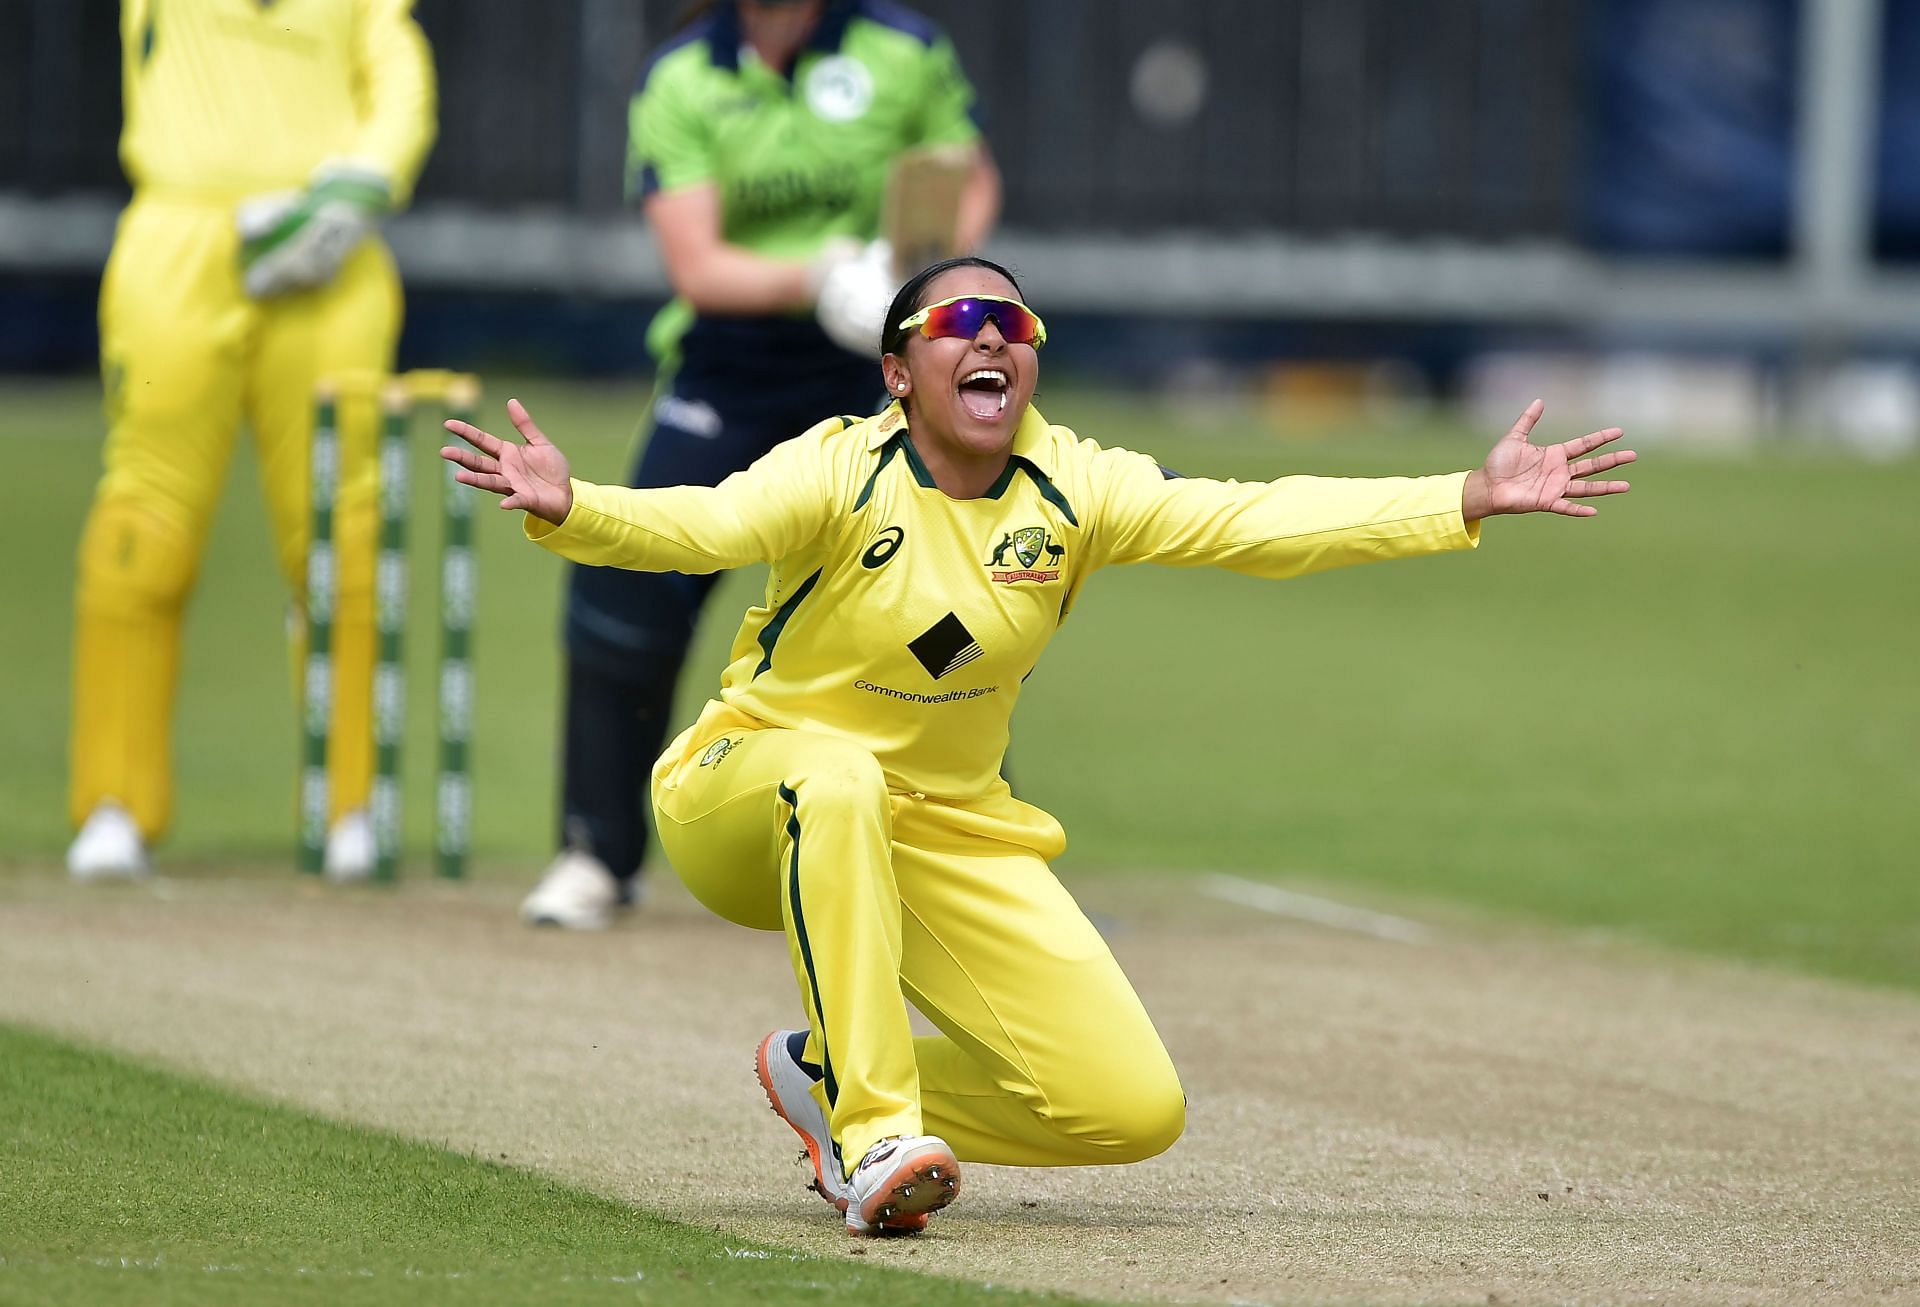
[1203,874,1434,945]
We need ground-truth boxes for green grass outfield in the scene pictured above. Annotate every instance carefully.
[4,376,1916,989]
[0,1023,1083,1307]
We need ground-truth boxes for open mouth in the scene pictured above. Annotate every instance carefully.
[956,369,1009,421]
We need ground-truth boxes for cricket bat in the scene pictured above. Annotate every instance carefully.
[883,144,975,280]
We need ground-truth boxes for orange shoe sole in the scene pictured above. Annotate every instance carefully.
[755,1036,842,1211]
[847,1141,959,1236]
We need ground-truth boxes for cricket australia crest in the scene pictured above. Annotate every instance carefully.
[697,736,736,768]
[987,526,1064,584]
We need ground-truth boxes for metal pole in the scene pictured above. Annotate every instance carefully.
[576,0,648,211]
[1793,0,1885,338]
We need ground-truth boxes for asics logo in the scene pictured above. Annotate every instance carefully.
[861,526,904,570]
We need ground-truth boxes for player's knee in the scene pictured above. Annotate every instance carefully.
[1036,1040,1185,1162]
[77,499,198,611]
[1082,1066,1186,1162]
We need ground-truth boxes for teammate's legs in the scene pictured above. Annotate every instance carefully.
[246,238,402,822]
[71,199,251,840]
[652,718,922,1167]
[892,794,1186,1167]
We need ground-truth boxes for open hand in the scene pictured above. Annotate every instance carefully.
[440,398,574,525]
[1461,400,1636,521]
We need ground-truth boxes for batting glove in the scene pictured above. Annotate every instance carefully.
[813,239,897,358]
[238,161,392,300]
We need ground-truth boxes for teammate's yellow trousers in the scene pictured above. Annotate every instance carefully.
[71,193,400,838]
[653,704,1186,1175]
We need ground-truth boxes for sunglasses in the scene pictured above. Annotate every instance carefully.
[896,295,1048,349]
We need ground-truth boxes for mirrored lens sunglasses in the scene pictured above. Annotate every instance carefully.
[896,295,1048,348]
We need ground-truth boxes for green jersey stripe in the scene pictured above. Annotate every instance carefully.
[754,568,824,677]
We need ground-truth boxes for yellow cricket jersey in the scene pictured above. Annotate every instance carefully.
[119,0,435,199]
[531,402,1481,801]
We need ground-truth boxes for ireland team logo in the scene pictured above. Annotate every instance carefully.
[805,55,874,122]
[987,526,1064,584]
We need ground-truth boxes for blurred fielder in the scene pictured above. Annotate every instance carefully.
[67,0,436,880]
[522,0,1000,929]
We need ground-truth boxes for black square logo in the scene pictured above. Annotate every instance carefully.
[908,612,984,679]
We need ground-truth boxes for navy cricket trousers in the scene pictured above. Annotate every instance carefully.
[560,317,878,886]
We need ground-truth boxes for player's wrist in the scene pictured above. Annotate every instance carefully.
[1460,468,1493,522]
[806,238,864,302]
[308,158,394,217]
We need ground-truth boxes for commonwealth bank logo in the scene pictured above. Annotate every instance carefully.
[908,613,983,679]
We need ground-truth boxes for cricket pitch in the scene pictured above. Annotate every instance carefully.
[1,867,1915,1305]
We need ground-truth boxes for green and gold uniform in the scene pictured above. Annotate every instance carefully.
[531,400,1481,1172]
[73,0,435,839]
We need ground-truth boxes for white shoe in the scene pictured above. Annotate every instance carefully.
[67,801,150,881]
[843,1134,960,1237]
[756,1030,848,1212]
[520,849,622,929]
[323,810,376,883]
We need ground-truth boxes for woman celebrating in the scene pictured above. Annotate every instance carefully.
[443,257,1635,1236]
[525,0,1000,929]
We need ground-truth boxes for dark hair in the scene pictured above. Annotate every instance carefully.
[879,256,1025,358]
[672,1,718,31]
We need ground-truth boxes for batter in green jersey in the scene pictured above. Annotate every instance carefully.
[527,1,1001,930]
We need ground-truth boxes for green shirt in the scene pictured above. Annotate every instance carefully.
[627,1,983,359]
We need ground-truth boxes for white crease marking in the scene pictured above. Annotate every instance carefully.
[1203,873,1435,945]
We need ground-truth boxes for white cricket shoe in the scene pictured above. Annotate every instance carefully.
[756,1030,849,1211]
[67,801,149,881]
[520,849,621,930]
[323,809,376,882]
[843,1134,960,1237]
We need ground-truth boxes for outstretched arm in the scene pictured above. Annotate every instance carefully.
[1461,400,1635,521]
[441,401,837,572]
[440,398,574,524]
[1084,401,1636,579]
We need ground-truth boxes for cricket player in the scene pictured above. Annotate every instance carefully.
[442,256,1638,1234]
[522,0,1001,930]
[67,0,436,880]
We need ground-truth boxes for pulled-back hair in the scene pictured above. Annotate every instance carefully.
[879,256,1025,358]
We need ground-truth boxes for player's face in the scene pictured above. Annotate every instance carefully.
[893,267,1039,461]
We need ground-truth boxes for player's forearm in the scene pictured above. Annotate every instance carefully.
[1211,473,1480,577]
[954,149,1001,253]
[1102,469,1479,576]
[526,479,775,573]
[668,242,817,316]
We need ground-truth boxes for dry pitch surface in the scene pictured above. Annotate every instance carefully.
[2,867,1916,1307]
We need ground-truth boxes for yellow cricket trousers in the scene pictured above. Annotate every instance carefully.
[652,702,1187,1177]
[71,191,400,838]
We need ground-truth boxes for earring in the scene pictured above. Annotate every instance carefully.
[895,383,907,391]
